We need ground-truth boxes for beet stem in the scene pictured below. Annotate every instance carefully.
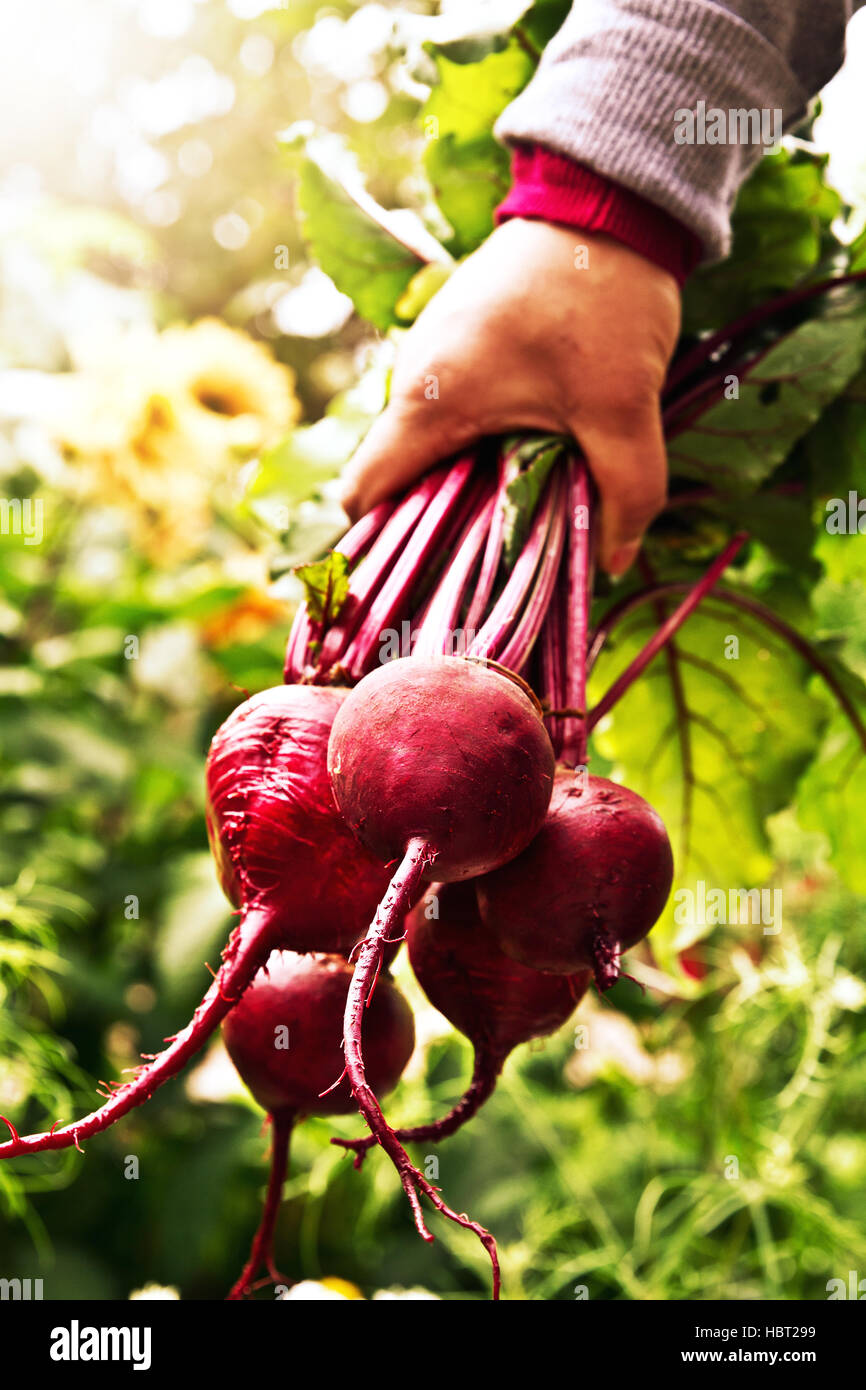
[283,501,395,683]
[332,1045,504,1164]
[587,532,748,731]
[467,471,558,664]
[539,554,568,757]
[497,471,567,675]
[226,1107,295,1300]
[462,447,509,635]
[343,837,501,1299]
[561,457,594,767]
[413,485,497,659]
[341,456,477,679]
[0,906,276,1159]
[663,268,866,399]
[312,468,449,679]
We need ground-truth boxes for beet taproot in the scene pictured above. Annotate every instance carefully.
[478,771,674,988]
[327,656,554,1295]
[335,881,589,1165]
[223,950,414,1299]
[223,950,415,1116]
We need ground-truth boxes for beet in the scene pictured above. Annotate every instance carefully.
[406,882,590,1057]
[335,881,589,1166]
[222,951,414,1117]
[327,656,555,882]
[327,656,554,1296]
[223,950,414,1300]
[206,684,391,955]
[0,684,391,1162]
[477,771,674,988]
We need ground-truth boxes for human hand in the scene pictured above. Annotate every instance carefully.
[340,219,681,575]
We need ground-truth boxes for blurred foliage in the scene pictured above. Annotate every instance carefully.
[0,0,865,1302]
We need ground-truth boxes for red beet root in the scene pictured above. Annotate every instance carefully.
[335,881,589,1165]
[0,684,389,1162]
[328,657,555,882]
[223,951,415,1117]
[223,950,415,1300]
[408,882,590,1056]
[327,656,554,1295]
[478,771,674,988]
[206,684,391,956]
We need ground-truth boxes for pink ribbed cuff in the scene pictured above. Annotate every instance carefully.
[496,144,703,288]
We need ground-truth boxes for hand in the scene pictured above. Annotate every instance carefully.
[340,219,681,575]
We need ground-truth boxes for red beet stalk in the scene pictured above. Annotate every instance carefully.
[226,1107,294,1301]
[467,471,560,662]
[496,470,567,674]
[311,465,450,679]
[412,485,498,659]
[284,500,394,682]
[0,907,274,1158]
[559,457,594,767]
[335,1047,502,1168]
[340,455,478,678]
[340,837,501,1295]
[587,532,748,730]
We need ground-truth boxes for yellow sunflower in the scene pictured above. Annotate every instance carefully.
[155,317,301,462]
[50,319,301,564]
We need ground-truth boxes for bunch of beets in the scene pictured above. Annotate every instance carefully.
[1,441,751,1300]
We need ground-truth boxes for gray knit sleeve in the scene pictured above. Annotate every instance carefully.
[495,0,860,262]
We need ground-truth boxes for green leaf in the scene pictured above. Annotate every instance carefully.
[245,360,391,569]
[796,700,866,891]
[501,435,567,566]
[269,499,350,574]
[668,287,866,494]
[682,150,843,334]
[589,592,828,970]
[423,42,535,255]
[394,260,454,321]
[282,130,427,332]
[294,550,350,628]
[249,427,348,509]
[407,1,568,67]
[404,1,529,67]
[849,224,866,273]
[800,376,866,500]
[811,530,866,675]
[701,492,820,580]
[514,0,573,51]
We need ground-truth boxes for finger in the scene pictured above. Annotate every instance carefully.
[340,395,477,521]
[575,407,668,575]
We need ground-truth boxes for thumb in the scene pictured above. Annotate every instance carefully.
[576,407,668,576]
[340,392,474,521]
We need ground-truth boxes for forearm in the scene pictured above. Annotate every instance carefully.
[496,0,860,262]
